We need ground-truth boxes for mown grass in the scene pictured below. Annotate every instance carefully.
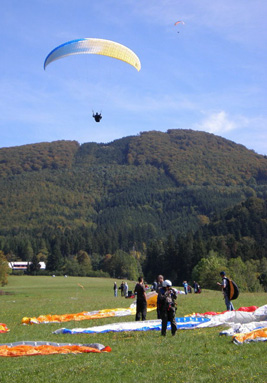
[0,276,266,383]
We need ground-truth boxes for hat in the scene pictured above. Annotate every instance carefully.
[220,271,226,276]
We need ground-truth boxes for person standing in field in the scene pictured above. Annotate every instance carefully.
[183,281,188,295]
[158,279,177,336]
[124,281,129,297]
[217,271,234,311]
[119,281,125,297]
[151,280,158,291]
[134,277,147,321]
[114,281,118,297]
[156,275,164,319]
[193,281,200,293]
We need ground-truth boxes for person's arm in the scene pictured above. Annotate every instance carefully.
[142,285,147,301]
[171,289,177,300]
[217,279,226,291]
[217,281,224,290]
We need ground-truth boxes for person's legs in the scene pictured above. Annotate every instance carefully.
[161,312,167,336]
[168,310,177,336]
[229,301,235,311]
[225,295,234,311]
[136,301,141,321]
[141,302,147,321]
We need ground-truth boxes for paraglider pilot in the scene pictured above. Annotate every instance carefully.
[158,280,177,336]
[217,271,234,311]
[92,112,102,122]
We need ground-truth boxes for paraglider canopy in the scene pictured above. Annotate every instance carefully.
[44,38,141,71]
[174,21,185,33]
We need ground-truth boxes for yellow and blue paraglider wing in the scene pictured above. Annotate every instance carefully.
[44,38,141,71]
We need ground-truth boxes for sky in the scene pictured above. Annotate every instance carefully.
[1,0,267,154]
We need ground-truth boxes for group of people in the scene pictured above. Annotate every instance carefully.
[113,281,129,297]
[182,281,201,294]
[134,275,177,337]
[114,271,235,337]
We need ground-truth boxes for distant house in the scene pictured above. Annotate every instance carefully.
[8,262,46,270]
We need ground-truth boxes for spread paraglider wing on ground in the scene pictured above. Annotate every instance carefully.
[0,342,111,357]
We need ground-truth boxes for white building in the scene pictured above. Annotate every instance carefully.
[8,262,46,270]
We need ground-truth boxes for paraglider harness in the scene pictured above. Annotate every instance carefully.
[92,111,102,122]
[223,277,239,300]
[159,287,177,312]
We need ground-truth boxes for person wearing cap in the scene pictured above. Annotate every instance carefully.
[158,279,177,336]
[217,271,234,311]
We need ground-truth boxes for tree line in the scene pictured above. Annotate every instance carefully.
[1,197,266,292]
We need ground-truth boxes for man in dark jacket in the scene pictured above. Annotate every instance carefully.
[156,275,164,319]
[159,279,177,336]
[217,271,234,311]
[134,277,147,321]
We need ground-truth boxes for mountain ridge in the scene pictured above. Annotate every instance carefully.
[1,130,266,185]
[0,129,266,241]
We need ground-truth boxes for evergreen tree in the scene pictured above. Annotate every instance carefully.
[46,239,64,272]
[164,235,179,283]
[76,250,92,275]
[0,251,8,286]
[144,240,165,282]
[177,233,194,282]
[27,254,41,275]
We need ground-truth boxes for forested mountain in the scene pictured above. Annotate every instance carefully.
[144,196,267,288]
[0,129,267,285]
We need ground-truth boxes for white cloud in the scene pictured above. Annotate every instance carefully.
[194,111,237,134]
[193,112,267,155]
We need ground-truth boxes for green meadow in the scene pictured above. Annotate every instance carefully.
[0,276,266,383]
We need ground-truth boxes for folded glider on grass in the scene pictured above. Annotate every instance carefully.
[0,341,111,357]
[53,305,267,344]
[0,324,9,333]
[21,292,157,324]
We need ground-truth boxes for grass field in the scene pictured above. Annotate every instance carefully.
[0,276,266,383]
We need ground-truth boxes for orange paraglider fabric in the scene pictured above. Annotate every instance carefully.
[22,292,158,325]
[233,327,267,344]
[0,344,111,357]
[22,310,118,324]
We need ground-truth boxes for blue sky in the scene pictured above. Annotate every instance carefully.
[1,0,266,154]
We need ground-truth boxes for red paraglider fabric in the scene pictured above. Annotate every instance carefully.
[0,324,9,333]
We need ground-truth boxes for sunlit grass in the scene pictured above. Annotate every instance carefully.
[0,276,266,383]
